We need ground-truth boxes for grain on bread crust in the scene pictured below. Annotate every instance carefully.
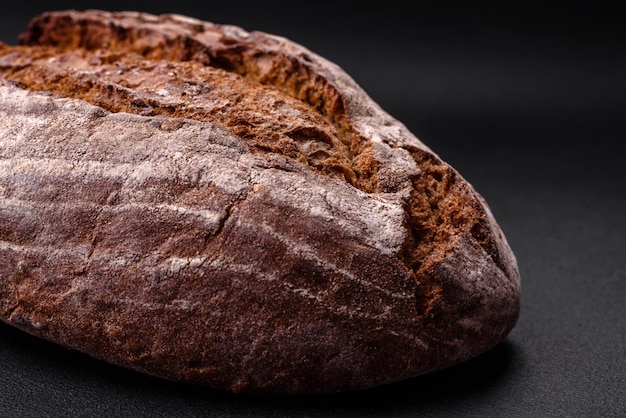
[0,10,520,393]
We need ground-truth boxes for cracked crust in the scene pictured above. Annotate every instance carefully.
[0,10,520,394]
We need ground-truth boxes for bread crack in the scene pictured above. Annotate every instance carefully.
[1,10,503,320]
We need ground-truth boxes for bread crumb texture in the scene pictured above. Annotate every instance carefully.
[0,10,520,393]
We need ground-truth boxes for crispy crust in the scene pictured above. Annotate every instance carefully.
[0,10,520,393]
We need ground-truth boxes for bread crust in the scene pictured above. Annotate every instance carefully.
[0,10,520,393]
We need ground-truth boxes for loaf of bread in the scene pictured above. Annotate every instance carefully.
[0,10,520,394]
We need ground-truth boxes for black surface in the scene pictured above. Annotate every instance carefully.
[1,2,625,417]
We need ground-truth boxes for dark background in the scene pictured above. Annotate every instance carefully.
[1,1,625,416]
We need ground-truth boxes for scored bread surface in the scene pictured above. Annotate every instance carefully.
[0,10,520,393]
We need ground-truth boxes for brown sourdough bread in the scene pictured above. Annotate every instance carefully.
[0,10,520,393]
